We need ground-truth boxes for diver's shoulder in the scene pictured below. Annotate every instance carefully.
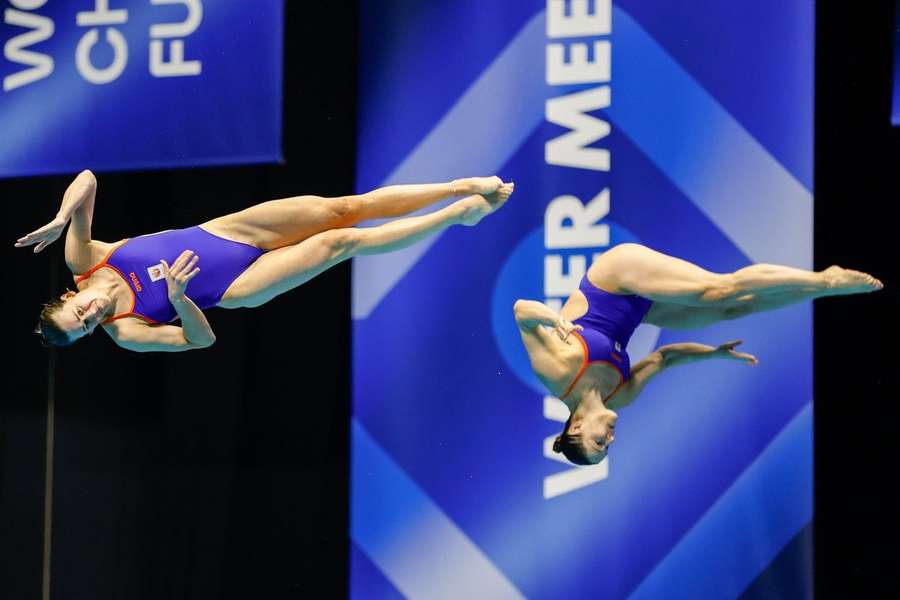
[66,238,127,276]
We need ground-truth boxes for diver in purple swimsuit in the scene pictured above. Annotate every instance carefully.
[18,170,515,352]
[72,227,265,325]
[514,243,883,466]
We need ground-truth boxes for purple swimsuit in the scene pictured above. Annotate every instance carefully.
[560,275,653,399]
[76,226,264,323]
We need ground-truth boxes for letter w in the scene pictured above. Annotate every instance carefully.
[546,86,611,171]
[4,9,55,92]
[542,396,608,499]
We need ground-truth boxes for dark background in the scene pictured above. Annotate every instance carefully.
[1,3,357,599]
[814,1,900,598]
[1,1,899,599]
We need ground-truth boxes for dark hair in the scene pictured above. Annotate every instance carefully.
[552,416,596,466]
[35,297,73,347]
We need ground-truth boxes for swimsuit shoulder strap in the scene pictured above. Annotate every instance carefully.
[102,311,150,326]
[71,240,144,325]
[73,240,128,284]
[559,331,626,401]
[560,332,590,400]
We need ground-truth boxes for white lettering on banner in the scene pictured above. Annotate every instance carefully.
[3,5,55,92]
[544,255,586,298]
[75,0,129,84]
[75,0,126,26]
[543,0,614,499]
[545,189,610,249]
[542,396,608,499]
[546,87,611,171]
[547,40,610,85]
[547,0,611,38]
[2,0,204,92]
[149,0,202,77]
[10,0,48,10]
[545,0,611,171]
[76,27,128,84]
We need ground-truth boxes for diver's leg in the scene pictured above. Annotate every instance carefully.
[219,186,514,308]
[591,243,882,307]
[645,288,829,330]
[202,177,505,250]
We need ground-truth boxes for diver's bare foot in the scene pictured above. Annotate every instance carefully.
[458,182,515,226]
[452,176,503,196]
[823,266,884,294]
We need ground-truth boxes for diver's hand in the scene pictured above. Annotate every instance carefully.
[554,317,583,344]
[716,340,758,365]
[15,216,67,253]
[161,250,200,302]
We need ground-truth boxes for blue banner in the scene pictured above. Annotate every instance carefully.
[893,1,900,125]
[1,0,282,177]
[353,1,813,598]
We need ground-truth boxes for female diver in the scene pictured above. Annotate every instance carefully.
[18,170,514,351]
[513,243,883,465]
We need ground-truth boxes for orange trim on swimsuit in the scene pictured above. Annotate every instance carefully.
[559,330,626,401]
[74,244,121,285]
[72,241,158,325]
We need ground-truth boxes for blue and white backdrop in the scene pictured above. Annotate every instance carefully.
[1,0,282,177]
[352,1,813,598]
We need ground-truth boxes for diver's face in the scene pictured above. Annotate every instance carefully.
[572,409,617,463]
[54,291,111,342]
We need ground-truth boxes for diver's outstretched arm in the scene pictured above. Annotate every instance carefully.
[15,169,97,256]
[607,340,757,409]
[657,340,758,369]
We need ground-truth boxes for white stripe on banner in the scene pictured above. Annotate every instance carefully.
[351,420,525,600]
[353,6,812,321]
[352,12,547,320]
[609,6,812,269]
[628,403,813,599]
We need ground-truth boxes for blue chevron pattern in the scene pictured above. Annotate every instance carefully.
[352,2,812,598]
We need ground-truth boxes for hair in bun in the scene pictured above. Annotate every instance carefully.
[552,436,563,453]
[553,417,598,465]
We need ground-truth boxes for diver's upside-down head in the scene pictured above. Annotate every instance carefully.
[552,408,617,465]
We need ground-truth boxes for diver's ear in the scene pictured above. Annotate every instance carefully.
[60,290,76,301]
[569,420,582,435]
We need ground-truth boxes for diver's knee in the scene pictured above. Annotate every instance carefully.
[699,273,739,303]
